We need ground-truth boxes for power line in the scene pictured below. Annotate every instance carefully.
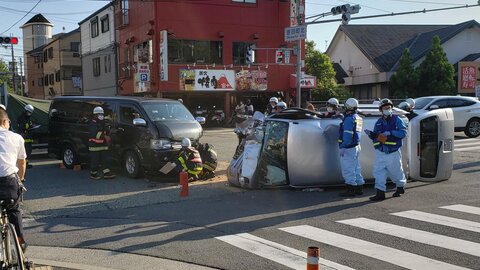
[385,0,469,5]
[0,0,42,35]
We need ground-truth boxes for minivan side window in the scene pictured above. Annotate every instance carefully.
[120,105,143,125]
[51,100,115,124]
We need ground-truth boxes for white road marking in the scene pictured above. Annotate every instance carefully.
[338,217,480,257]
[454,146,480,152]
[392,210,480,233]
[280,225,470,270]
[439,204,480,216]
[216,233,354,270]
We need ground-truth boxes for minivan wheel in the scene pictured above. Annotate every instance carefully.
[62,144,77,169]
[124,151,144,178]
[464,118,480,138]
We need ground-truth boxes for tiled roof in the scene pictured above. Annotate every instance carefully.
[339,20,480,72]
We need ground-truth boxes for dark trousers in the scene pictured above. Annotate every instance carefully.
[0,174,23,238]
[89,150,111,174]
[25,142,32,161]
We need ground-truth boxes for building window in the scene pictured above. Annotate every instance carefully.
[55,70,61,82]
[93,57,101,77]
[91,17,99,38]
[31,80,34,87]
[70,42,80,52]
[38,78,43,86]
[121,0,129,25]
[101,15,109,33]
[232,0,256,3]
[107,55,111,72]
[168,40,223,64]
[233,42,255,65]
[104,55,108,73]
[133,40,153,64]
[43,50,48,62]
[48,47,53,59]
[44,75,49,85]
[49,74,54,85]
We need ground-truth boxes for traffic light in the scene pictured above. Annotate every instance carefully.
[246,45,254,64]
[275,50,284,64]
[342,13,351,25]
[0,37,18,45]
[330,4,360,25]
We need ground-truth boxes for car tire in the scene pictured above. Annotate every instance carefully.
[124,150,144,178]
[62,144,77,169]
[464,118,480,138]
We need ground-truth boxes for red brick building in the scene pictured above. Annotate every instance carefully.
[114,0,305,115]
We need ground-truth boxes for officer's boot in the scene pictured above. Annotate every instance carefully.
[392,187,405,197]
[354,185,363,195]
[339,185,355,197]
[369,189,386,201]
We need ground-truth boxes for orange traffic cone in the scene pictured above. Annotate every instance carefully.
[180,171,189,197]
[307,246,319,270]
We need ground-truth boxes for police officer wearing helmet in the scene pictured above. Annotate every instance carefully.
[17,104,36,169]
[266,97,278,115]
[175,138,203,181]
[323,98,342,118]
[364,98,407,201]
[275,101,287,112]
[398,101,418,120]
[88,106,115,180]
[338,98,365,196]
[0,108,28,251]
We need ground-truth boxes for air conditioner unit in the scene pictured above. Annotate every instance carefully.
[348,66,354,72]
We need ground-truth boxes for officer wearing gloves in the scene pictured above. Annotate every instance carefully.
[266,97,278,115]
[175,138,203,181]
[323,98,342,118]
[17,104,36,169]
[88,106,115,180]
[364,98,407,201]
[338,98,364,197]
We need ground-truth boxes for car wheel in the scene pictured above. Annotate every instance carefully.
[62,144,77,169]
[464,118,480,138]
[124,150,144,178]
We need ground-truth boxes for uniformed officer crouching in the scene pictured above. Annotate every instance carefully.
[0,107,28,252]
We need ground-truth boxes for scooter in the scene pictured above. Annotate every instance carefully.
[210,105,225,127]
[194,105,208,123]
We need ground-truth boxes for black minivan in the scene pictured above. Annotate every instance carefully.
[48,96,203,178]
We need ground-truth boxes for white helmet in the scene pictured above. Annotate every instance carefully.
[276,101,287,110]
[398,101,410,110]
[93,106,104,114]
[327,98,339,106]
[25,104,34,113]
[0,104,6,111]
[344,98,359,110]
[406,98,415,109]
[178,98,183,103]
[181,137,191,147]
[269,97,278,104]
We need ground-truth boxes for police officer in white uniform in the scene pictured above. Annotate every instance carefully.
[0,107,27,250]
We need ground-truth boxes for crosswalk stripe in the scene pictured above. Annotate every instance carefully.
[338,217,480,257]
[454,138,480,143]
[215,233,354,270]
[280,225,470,270]
[391,210,480,233]
[454,146,480,152]
[439,204,480,216]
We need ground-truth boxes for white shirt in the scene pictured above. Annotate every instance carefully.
[0,127,26,177]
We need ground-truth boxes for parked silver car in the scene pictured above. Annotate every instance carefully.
[228,106,454,189]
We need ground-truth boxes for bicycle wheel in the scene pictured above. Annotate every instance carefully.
[4,224,24,270]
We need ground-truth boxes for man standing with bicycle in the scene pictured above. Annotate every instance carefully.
[0,108,27,252]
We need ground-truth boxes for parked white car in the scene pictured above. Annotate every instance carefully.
[414,96,480,138]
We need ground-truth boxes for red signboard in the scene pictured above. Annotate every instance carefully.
[461,66,476,90]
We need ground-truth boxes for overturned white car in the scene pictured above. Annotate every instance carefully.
[227,107,454,189]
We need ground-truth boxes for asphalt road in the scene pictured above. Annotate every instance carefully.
[22,129,480,270]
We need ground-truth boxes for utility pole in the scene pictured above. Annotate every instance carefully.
[19,57,24,96]
[295,0,303,108]
[11,43,16,94]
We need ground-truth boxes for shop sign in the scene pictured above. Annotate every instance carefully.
[236,70,268,91]
[179,69,235,91]
[461,65,476,90]
[458,61,480,94]
[135,64,150,93]
[290,74,316,89]
[159,30,168,81]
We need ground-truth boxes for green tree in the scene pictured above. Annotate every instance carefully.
[0,59,11,92]
[305,40,337,91]
[389,48,418,98]
[416,35,456,96]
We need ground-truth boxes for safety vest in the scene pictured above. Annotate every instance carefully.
[338,113,362,148]
[17,113,34,143]
[198,143,218,172]
[88,118,109,152]
[177,148,203,176]
[373,115,403,153]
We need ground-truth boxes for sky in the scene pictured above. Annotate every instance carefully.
[0,0,479,64]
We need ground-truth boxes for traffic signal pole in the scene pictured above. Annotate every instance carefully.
[11,43,16,94]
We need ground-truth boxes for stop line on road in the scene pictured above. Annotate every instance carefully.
[454,138,480,152]
[216,204,480,270]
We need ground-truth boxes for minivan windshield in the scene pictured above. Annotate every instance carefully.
[142,102,195,121]
[414,97,435,110]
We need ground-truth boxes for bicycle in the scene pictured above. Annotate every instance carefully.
[1,199,32,270]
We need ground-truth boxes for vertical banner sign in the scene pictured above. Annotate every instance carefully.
[461,66,476,90]
[290,0,298,26]
[159,30,168,81]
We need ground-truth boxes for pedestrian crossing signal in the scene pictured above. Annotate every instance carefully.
[0,37,18,44]
[275,50,284,64]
